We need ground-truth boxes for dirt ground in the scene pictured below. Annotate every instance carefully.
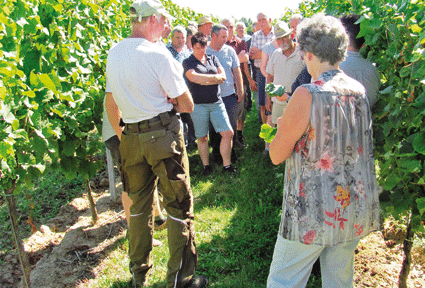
[1,184,424,288]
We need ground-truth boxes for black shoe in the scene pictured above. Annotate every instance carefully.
[202,165,213,176]
[183,275,209,288]
[222,165,236,174]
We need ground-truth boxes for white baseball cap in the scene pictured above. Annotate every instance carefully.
[130,0,175,21]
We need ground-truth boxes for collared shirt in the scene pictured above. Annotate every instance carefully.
[226,36,248,74]
[182,54,222,104]
[226,36,247,55]
[106,38,187,123]
[251,29,275,68]
[206,44,240,97]
[339,51,380,107]
[166,43,191,64]
[266,47,305,103]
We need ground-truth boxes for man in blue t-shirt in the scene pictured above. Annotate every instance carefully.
[206,24,243,171]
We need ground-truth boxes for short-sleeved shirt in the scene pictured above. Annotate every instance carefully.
[279,70,380,246]
[340,51,380,107]
[183,54,223,104]
[251,29,275,68]
[261,42,277,58]
[266,47,305,102]
[206,44,240,97]
[226,36,248,79]
[166,43,191,63]
[106,38,188,123]
[226,36,247,56]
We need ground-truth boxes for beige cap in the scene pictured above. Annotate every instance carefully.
[274,21,292,38]
[198,16,213,26]
[130,0,175,21]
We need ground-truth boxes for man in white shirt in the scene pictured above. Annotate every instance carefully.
[105,1,207,287]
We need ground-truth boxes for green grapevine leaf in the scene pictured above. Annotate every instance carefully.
[38,74,57,92]
[400,160,421,173]
[413,132,425,154]
[265,83,286,97]
[22,90,36,98]
[411,24,422,33]
[0,142,14,160]
[400,65,412,78]
[0,86,6,99]
[62,140,76,157]
[259,124,277,143]
[379,86,393,94]
[417,197,425,215]
[383,175,402,191]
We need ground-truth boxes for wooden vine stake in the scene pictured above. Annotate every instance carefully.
[5,181,30,288]
[398,213,414,288]
[86,179,98,224]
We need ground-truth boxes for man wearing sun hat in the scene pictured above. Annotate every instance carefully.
[197,15,213,36]
[105,1,208,287]
[265,21,305,125]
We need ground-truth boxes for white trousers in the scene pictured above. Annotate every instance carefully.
[267,235,359,288]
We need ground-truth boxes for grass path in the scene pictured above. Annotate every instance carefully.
[82,108,321,288]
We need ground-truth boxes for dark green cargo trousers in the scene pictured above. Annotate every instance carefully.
[120,111,197,288]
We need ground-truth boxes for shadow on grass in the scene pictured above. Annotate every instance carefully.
[109,279,167,288]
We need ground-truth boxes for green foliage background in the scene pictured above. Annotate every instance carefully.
[0,0,208,195]
[1,0,130,192]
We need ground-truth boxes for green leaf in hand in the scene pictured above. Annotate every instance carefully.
[265,83,286,97]
[259,124,277,143]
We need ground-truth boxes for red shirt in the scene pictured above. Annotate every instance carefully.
[226,36,247,55]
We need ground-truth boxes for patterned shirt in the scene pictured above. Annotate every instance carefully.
[166,43,191,64]
[226,36,247,56]
[250,29,274,68]
[279,70,380,246]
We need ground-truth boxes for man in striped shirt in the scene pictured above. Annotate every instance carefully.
[249,12,274,125]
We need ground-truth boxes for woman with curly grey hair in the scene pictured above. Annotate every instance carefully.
[267,14,380,287]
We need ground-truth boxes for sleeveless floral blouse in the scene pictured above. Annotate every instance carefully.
[279,70,380,246]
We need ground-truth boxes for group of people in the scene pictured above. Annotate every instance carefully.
[103,0,381,287]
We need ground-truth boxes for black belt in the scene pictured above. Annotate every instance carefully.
[124,110,176,133]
